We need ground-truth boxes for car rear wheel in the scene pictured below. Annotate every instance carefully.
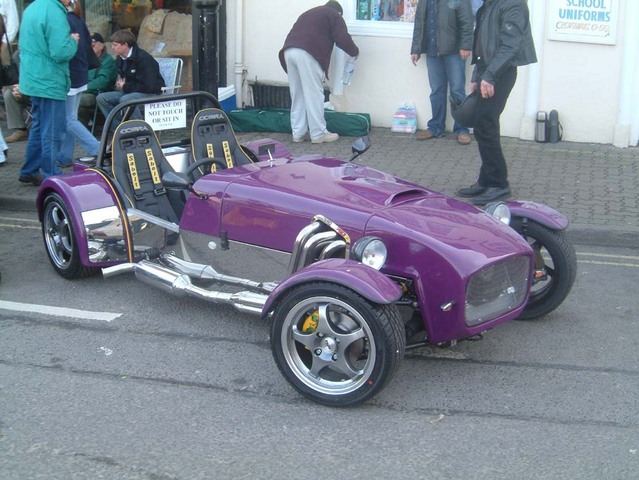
[511,219,577,319]
[42,193,97,279]
[270,282,405,407]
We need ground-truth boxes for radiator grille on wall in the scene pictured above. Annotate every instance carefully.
[249,82,331,109]
[250,82,292,109]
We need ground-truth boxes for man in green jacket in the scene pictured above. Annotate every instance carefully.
[18,0,78,185]
[80,32,116,128]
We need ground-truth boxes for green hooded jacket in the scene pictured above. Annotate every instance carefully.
[18,0,78,100]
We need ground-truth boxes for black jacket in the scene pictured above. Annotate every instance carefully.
[411,0,474,56]
[67,12,90,88]
[117,45,165,94]
[471,0,537,84]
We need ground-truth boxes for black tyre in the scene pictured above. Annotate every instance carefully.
[270,282,405,407]
[42,193,97,279]
[511,219,577,320]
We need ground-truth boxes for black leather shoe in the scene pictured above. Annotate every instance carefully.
[471,186,511,205]
[19,174,44,186]
[457,182,486,197]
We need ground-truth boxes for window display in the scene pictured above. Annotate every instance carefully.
[356,0,417,23]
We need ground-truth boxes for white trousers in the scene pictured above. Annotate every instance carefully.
[284,48,328,140]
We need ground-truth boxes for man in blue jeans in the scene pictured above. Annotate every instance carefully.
[17,0,79,185]
[411,0,474,145]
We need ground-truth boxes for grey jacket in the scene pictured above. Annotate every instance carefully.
[471,0,537,84]
[411,0,474,56]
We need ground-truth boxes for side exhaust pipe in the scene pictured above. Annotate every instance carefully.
[102,261,267,315]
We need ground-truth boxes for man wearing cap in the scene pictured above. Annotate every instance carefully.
[86,33,116,96]
[79,32,116,126]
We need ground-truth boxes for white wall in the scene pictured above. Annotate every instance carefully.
[228,0,636,146]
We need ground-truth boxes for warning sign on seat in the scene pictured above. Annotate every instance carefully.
[145,99,187,131]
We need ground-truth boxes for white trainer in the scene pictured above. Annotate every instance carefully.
[311,132,339,144]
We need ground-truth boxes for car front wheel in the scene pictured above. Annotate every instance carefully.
[511,219,577,319]
[270,282,405,407]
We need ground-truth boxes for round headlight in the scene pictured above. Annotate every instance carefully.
[484,201,511,225]
[351,236,387,270]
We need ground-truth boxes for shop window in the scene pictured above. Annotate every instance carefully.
[345,0,416,38]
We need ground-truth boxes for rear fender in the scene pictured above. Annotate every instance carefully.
[506,200,569,230]
[37,170,132,266]
[262,258,402,319]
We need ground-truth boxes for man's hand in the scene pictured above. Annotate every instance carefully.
[11,84,22,99]
[459,49,471,60]
[480,79,495,98]
[71,33,80,42]
[115,77,125,91]
[411,54,420,66]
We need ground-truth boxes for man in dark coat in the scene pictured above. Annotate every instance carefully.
[457,0,537,205]
[279,1,359,144]
[96,29,164,120]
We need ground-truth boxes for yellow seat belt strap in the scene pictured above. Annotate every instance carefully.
[222,140,233,168]
[127,153,141,191]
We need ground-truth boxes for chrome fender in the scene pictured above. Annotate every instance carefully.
[262,258,402,318]
[506,200,569,230]
[37,170,129,267]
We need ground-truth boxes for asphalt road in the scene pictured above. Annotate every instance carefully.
[1,210,638,479]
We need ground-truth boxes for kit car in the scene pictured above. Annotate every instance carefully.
[37,92,576,406]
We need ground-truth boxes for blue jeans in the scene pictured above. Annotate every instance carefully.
[57,91,100,166]
[20,96,67,178]
[96,91,155,127]
[426,54,469,136]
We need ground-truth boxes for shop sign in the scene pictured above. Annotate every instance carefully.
[548,0,618,45]
[145,99,187,131]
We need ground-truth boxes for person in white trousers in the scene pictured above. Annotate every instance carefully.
[279,1,359,144]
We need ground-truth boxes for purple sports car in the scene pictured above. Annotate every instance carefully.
[37,93,576,406]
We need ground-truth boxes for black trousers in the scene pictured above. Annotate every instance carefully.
[474,67,517,188]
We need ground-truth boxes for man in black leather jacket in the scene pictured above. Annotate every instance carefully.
[457,0,537,205]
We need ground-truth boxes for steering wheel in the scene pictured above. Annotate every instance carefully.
[185,157,228,181]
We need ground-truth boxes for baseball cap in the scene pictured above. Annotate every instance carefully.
[91,33,105,44]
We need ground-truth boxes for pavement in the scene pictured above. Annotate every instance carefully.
[1,121,638,248]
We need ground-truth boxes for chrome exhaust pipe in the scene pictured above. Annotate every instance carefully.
[101,260,267,315]
[158,254,272,292]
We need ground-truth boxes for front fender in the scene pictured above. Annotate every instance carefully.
[506,200,569,230]
[262,258,402,318]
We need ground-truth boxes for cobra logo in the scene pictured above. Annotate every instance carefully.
[120,126,149,134]
[198,114,225,122]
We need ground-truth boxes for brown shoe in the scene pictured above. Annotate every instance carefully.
[6,130,29,143]
[416,130,438,140]
[457,133,472,145]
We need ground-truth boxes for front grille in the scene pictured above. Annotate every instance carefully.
[465,256,530,326]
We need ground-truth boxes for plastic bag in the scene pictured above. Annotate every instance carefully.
[391,102,417,133]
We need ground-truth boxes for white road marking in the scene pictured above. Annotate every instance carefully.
[0,223,39,230]
[0,216,39,223]
[0,300,121,322]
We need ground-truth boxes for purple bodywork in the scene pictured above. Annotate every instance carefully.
[37,139,540,344]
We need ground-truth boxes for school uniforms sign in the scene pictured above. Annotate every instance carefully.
[548,0,619,45]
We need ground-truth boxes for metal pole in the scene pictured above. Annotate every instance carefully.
[192,0,222,96]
